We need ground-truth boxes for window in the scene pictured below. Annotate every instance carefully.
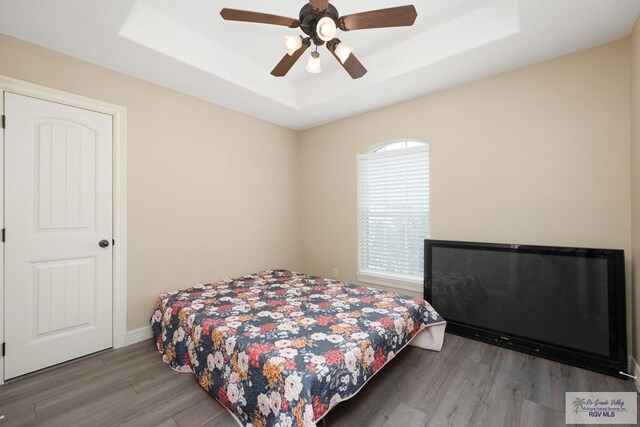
[357,140,429,291]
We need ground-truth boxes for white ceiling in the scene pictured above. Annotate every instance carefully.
[1,0,639,130]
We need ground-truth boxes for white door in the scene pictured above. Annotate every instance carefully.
[4,92,113,379]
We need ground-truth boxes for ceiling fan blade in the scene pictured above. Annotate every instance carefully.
[327,42,367,79]
[271,41,310,77]
[220,8,300,28]
[340,5,417,31]
[309,0,329,11]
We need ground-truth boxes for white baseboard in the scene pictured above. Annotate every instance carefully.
[125,326,153,346]
[631,356,640,392]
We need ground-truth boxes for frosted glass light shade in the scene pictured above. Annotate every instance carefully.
[305,54,321,74]
[316,17,336,42]
[334,42,352,64]
[283,35,303,55]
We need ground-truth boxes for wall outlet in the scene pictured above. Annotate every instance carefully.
[332,268,338,279]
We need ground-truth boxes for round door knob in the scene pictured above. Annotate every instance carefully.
[99,239,110,248]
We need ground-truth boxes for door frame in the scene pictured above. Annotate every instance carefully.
[0,75,127,384]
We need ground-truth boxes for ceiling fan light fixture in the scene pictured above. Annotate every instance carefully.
[283,35,303,55]
[306,51,322,74]
[334,42,353,64]
[316,16,336,42]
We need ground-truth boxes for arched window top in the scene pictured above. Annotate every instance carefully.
[370,139,426,153]
[357,138,430,287]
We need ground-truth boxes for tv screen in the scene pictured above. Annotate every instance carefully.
[424,240,627,377]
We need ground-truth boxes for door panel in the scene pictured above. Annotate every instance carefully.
[4,92,113,379]
[35,121,96,230]
[33,257,95,335]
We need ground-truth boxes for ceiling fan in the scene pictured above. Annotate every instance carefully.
[220,1,418,79]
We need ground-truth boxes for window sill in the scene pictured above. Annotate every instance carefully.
[356,271,423,294]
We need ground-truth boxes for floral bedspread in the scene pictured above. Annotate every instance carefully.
[151,270,445,427]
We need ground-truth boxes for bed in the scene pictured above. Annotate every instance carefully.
[151,270,446,427]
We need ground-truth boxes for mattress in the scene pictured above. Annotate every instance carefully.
[151,270,445,426]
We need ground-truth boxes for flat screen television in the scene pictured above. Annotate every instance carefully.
[424,239,627,378]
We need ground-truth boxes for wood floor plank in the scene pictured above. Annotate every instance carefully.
[0,334,635,427]
[0,353,107,406]
[127,361,195,394]
[172,398,235,427]
[1,341,154,417]
[438,334,500,369]
[382,402,430,427]
[484,346,563,412]
[327,349,418,427]
[112,378,209,426]
[34,378,137,425]
[155,419,181,427]
[466,350,522,427]
[31,353,163,420]
[425,358,492,427]
[0,402,36,427]
[519,398,565,427]
[397,350,463,416]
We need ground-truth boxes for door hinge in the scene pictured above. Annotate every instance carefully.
[2,343,5,357]
[1,114,5,129]
[112,239,115,247]
[1,228,5,243]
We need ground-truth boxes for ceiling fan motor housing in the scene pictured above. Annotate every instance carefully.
[299,3,339,45]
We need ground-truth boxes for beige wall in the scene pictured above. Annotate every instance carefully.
[0,34,302,331]
[298,40,633,349]
[0,32,636,353]
[631,18,640,361]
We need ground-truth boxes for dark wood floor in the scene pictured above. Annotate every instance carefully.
[0,334,636,426]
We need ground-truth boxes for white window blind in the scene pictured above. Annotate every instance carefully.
[358,144,429,282]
